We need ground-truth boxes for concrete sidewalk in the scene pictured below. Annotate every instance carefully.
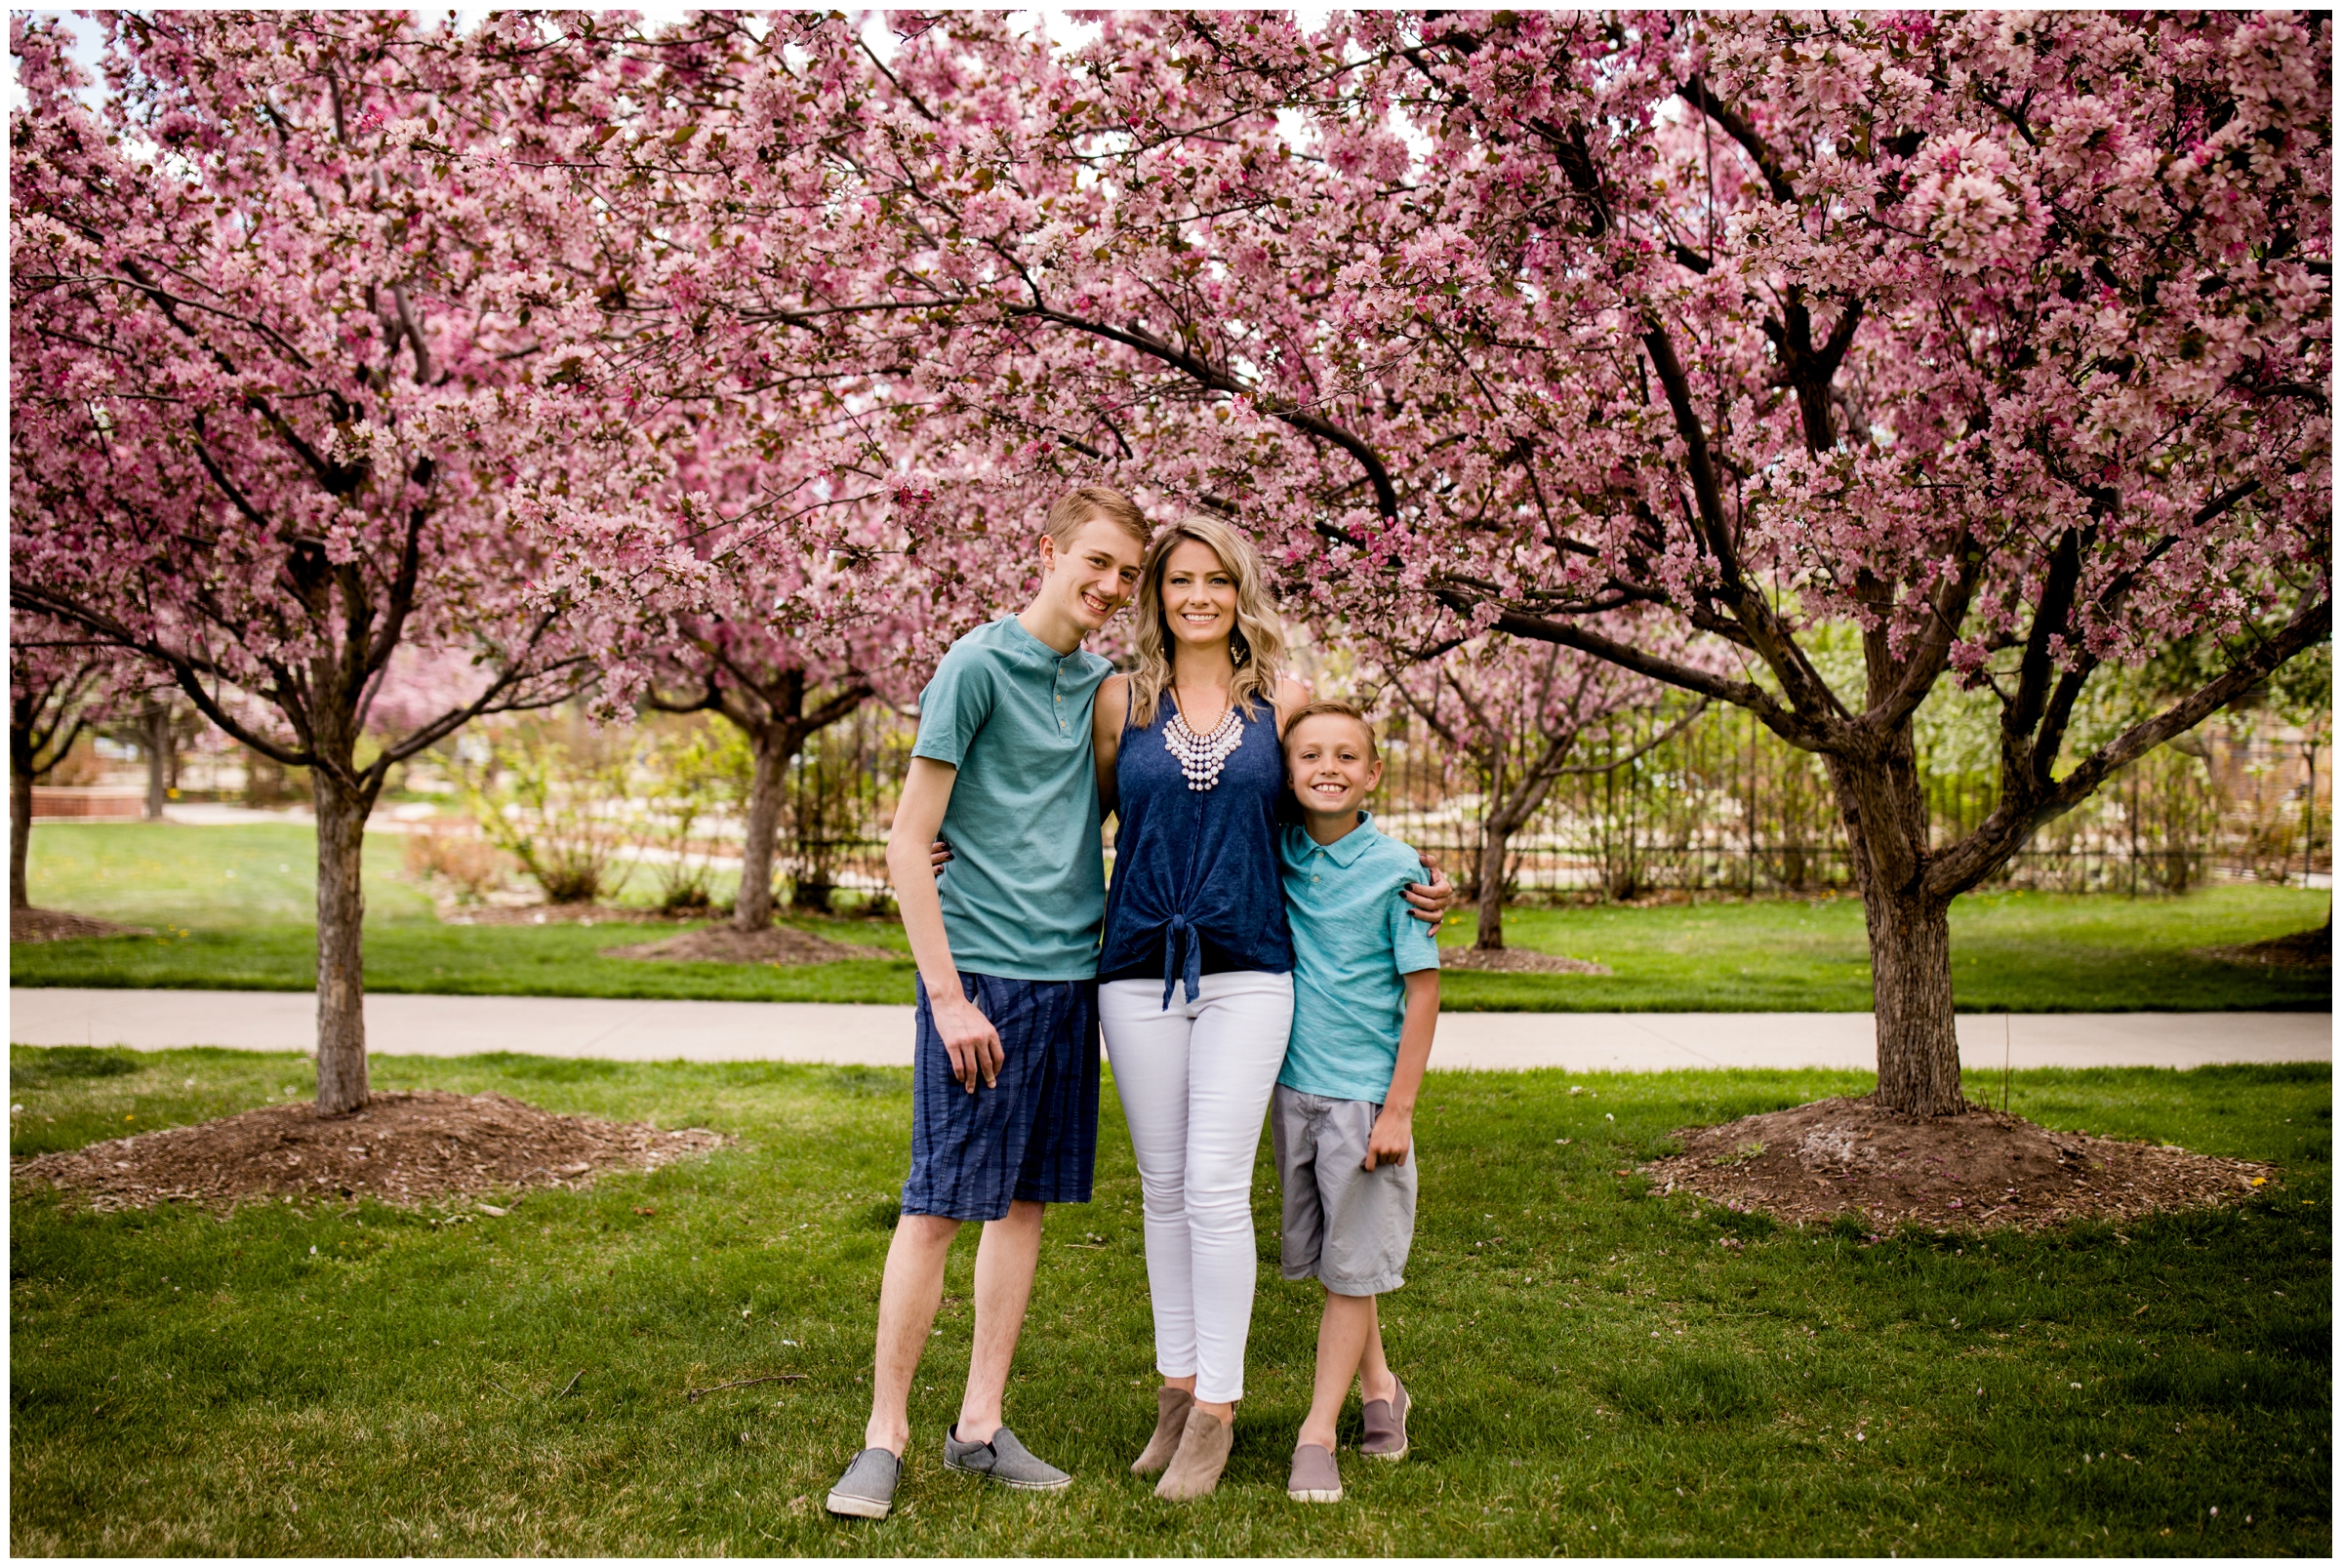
[9,987,2329,1072]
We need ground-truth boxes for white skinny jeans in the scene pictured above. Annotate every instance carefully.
[1101,970,1294,1404]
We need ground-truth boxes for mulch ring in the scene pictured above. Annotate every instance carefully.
[2194,921,2331,969]
[12,906,150,943]
[1438,945,1609,975]
[1642,1095,2275,1235]
[12,1091,727,1213]
[600,925,897,966]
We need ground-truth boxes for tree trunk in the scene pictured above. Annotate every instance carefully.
[10,747,32,911]
[312,770,373,1114]
[142,700,170,821]
[1864,889,1962,1114]
[732,721,794,933]
[1474,820,1511,950]
[1828,733,1966,1115]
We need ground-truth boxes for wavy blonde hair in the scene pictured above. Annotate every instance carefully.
[1126,515,1289,730]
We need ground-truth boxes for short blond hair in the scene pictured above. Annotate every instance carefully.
[1282,699,1379,763]
[1043,485,1151,550]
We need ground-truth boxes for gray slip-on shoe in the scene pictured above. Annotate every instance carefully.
[1287,1443,1343,1503]
[826,1447,903,1520]
[943,1425,1073,1492]
[1359,1379,1409,1461]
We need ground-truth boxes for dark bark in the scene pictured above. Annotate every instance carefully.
[652,666,868,935]
[1470,747,1566,951]
[732,719,800,933]
[1825,725,1965,1114]
[1474,821,1513,950]
[311,767,378,1115]
[1864,889,1962,1115]
[10,759,31,912]
[10,655,102,912]
[142,698,170,820]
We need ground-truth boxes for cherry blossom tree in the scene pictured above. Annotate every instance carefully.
[1383,634,1700,950]
[604,436,1127,928]
[8,616,134,912]
[740,9,2327,1115]
[4,13,716,1109]
[622,500,922,935]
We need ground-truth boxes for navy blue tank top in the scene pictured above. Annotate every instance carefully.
[1098,691,1294,1007]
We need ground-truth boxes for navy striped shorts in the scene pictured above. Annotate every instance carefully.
[901,973,1100,1222]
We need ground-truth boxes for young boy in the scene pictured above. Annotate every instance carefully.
[1272,701,1440,1505]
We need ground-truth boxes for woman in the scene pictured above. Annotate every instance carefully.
[1093,516,1450,1501]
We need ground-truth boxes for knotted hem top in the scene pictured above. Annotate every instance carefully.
[1096,692,1294,1008]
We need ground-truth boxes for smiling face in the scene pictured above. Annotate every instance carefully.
[1285,710,1384,823]
[1158,537,1239,652]
[1039,514,1148,632]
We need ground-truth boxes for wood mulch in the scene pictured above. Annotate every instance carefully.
[600,925,898,966]
[1438,945,1609,975]
[12,1091,726,1213]
[1642,1095,2275,1234]
[11,906,150,943]
[2194,921,2331,969]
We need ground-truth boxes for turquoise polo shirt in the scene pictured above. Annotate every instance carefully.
[912,615,1112,981]
[1277,813,1440,1103]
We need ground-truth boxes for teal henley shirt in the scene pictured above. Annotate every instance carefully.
[911,615,1112,981]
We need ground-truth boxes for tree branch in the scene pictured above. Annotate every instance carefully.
[1926,591,2333,898]
[1676,76,1797,203]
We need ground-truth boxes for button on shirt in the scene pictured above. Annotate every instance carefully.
[1277,813,1440,1103]
[911,616,1112,980]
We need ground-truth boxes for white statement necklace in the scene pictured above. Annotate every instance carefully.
[1164,699,1243,791]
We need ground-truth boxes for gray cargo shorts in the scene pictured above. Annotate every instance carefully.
[1271,1083,1418,1297]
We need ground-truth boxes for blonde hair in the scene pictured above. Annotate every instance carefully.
[1043,485,1151,551]
[1127,515,1289,730]
[1281,700,1379,763]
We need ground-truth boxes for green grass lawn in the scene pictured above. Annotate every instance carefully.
[13,823,2331,1011]
[14,822,917,1004]
[1439,888,2335,1013]
[8,1047,2329,1555]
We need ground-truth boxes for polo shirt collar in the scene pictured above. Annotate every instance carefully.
[1299,812,1380,866]
[1003,614,1081,666]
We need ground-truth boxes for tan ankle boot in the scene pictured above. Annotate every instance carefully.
[1130,1386,1194,1475]
[1153,1407,1233,1501]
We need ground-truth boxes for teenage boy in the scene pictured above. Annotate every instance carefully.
[826,486,1152,1521]
[1271,701,1440,1506]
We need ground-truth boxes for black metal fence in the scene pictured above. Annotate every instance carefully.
[1367,699,2315,902]
[773,694,2323,907]
[778,703,912,910]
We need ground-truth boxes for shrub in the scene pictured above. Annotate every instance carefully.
[460,718,643,905]
[399,823,510,903]
[635,719,749,913]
